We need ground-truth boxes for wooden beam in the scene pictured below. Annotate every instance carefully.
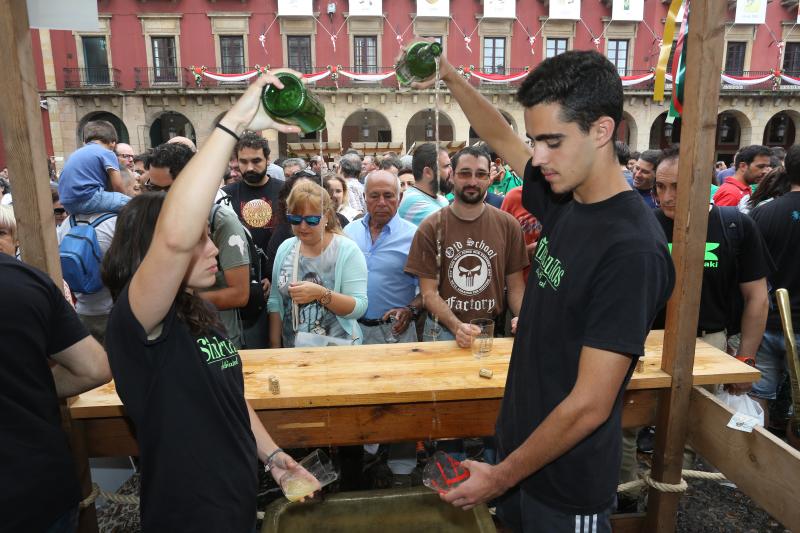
[0,0,61,278]
[611,514,645,533]
[687,387,800,532]
[644,2,728,530]
[0,6,98,531]
[78,390,661,457]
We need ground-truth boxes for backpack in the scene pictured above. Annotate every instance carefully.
[717,206,745,335]
[59,213,116,294]
[211,199,268,325]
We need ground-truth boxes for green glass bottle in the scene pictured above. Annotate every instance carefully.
[395,41,443,86]
[261,72,326,134]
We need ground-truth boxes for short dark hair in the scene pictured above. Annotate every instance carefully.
[339,153,362,179]
[785,144,800,186]
[83,120,118,144]
[655,145,679,171]
[517,50,622,135]
[630,151,641,161]
[615,141,630,166]
[146,143,194,178]
[640,149,662,168]
[412,143,438,180]
[734,145,771,170]
[235,131,271,160]
[451,146,491,170]
[133,152,150,166]
[379,156,401,171]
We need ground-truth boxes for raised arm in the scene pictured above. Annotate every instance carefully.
[420,58,531,176]
[129,73,301,334]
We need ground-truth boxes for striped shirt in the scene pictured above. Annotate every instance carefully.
[397,186,448,226]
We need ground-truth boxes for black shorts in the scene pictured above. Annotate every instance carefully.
[495,486,614,533]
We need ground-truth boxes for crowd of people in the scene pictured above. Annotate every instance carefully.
[2,50,800,533]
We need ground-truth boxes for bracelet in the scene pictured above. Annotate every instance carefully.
[216,123,240,141]
[264,447,284,472]
[318,288,333,306]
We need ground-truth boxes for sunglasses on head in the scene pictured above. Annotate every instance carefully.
[287,214,322,226]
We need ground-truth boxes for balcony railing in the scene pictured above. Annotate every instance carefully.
[721,70,776,91]
[63,67,120,89]
[135,66,186,89]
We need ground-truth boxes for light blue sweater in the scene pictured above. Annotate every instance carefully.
[267,234,368,344]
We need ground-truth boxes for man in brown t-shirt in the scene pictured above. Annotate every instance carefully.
[405,146,529,347]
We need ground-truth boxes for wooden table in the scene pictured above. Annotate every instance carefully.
[70,330,760,457]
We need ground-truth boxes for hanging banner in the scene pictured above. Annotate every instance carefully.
[549,0,580,20]
[417,0,450,18]
[349,0,383,17]
[612,0,644,22]
[483,0,516,19]
[734,0,767,25]
[277,0,312,16]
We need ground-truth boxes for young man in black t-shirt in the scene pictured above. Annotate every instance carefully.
[429,51,674,531]
[750,145,800,424]
[0,254,110,532]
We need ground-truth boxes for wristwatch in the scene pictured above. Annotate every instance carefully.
[406,305,420,319]
[735,355,756,367]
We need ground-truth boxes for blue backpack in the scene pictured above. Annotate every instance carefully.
[59,213,116,294]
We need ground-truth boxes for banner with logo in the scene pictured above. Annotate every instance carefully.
[735,0,767,25]
[483,0,515,19]
[549,0,580,20]
[349,0,383,17]
[278,0,313,16]
[612,0,644,22]
[417,0,450,18]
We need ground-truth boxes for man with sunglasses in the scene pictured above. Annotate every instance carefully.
[146,142,253,349]
[405,145,528,346]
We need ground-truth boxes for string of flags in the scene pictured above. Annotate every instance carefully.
[188,64,799,88]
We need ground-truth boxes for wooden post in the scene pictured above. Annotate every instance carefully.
[0,3,98,532]
[0,0,61,278]
[644,2,727,532]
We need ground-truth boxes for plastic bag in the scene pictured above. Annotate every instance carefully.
[294,331,353,347]
[717,389,764,429]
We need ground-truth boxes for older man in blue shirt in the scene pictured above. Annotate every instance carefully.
[344,170,421,344]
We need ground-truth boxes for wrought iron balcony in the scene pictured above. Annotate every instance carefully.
[134,66,186,89]
[63,67,120,89]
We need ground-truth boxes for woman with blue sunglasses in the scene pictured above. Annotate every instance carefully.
[267,181,368,347]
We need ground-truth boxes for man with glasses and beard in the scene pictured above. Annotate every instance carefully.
[145,142,254,349]
[398,143,453,226]
[404,145,528,344]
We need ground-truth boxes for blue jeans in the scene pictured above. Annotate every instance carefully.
[46,506,78,533]
[62,189,129,216]
[751,329,799,400]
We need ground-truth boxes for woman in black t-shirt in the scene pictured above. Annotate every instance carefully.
[101,73,310,531]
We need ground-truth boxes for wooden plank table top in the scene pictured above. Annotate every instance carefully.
[70,330,760,420]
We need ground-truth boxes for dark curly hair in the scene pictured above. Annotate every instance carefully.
[145,143,194,179]
[102,193,224,337]
[235,131,271,160]
[517,50,622,136]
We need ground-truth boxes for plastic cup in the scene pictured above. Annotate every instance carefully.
[279,449,338,502]
[422,451,471,494]
[470,318,495,359]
